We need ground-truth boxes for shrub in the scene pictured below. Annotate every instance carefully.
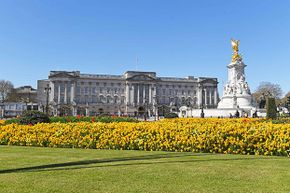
[266,98,277,119]
[164,112,179,118]
[49,115,138,123]
[3,118,20,125]
[50,116,88,123]
[19,110,50,125]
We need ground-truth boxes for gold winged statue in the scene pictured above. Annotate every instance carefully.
[231,38,242,62]
[231,39,239,53]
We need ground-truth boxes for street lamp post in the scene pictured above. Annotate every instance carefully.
[25,97,30,111]
[0,100,4,119]
[44,84,51,115]
[144,99,148,121]
[200,104,205,118]
[153,95,159,120]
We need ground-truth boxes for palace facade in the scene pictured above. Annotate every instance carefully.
[37,71,218,116]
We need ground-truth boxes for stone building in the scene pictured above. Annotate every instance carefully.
[0,86,38,118]
[14,86,38,103]
[37,70,218,116]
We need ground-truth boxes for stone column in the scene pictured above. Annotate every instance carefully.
[209,88,212,105]
[131,84,134,104]
[50,82,55,102]
[57,84,61,104]
[198,86,203,107]
[137,84,140,105]
[125,83,129,105]
[153,84,156,98]
[214,88,217,105]
[71,82,75,103]
[64,83,67,104]
[149,85,152,104]
[204,88,207,106]
[143,84,146,104]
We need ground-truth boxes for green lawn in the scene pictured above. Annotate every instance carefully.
[0,146,289,193]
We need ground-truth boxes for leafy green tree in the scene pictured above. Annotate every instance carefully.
[266,98,277,119]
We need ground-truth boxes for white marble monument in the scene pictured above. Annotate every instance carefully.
[179,39,260,118]
[217,39,254,110]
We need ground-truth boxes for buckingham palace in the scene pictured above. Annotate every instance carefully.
[37,70,218,116]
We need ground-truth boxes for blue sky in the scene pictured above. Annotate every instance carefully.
[0,0,290,95]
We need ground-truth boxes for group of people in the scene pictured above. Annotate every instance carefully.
[229,110,258,118]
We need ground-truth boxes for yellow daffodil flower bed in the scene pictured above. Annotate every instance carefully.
[0,120,5,125]
[0,118,289,156]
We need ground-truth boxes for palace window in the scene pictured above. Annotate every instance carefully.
[114,96,118,104]
[92,96,97,103]
[81,88,85,95]
[181,97,186,105]
[76,87,81,94]
[99,95,105,103]
[85,87,89,94]
[92,88,97,95]
[162,96,166,104]
[107,96,111,103]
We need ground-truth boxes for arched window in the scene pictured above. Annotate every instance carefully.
[193,97,197,105]
[114,96,118,104]
[106,95,111,103]
[121,96,125,104]
[174,97,179,105]
[181,97,186,105]
[99,95,105,103]
[186,97,192,106]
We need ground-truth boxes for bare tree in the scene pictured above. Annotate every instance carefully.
[252,82,283,106]
[0,80,14,102]
[280,91,290,106]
